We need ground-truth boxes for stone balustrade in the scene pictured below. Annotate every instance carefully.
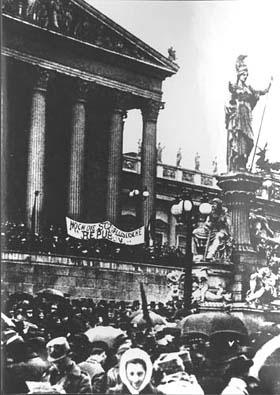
[122,154,280,201]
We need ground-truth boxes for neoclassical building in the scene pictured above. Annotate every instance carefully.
[2,1,280,308]
[2,0,178,234]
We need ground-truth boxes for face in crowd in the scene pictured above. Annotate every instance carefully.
[126,360,147,391]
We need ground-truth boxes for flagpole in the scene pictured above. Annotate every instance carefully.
[249,77,273,172]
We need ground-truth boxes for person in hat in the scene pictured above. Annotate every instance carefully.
[154,352,204,395]
[79,341,108,394]
[106,337,132,389]
[154,326,180,358]
[47,336,92,394]
[4,336,52,394]
[107,348,160,394]
[221,355,254,395]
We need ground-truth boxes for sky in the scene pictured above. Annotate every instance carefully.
[88,0,280,173]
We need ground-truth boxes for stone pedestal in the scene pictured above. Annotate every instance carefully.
[68,80,88,220]
[26,68,50,233]
[217,172,262,301]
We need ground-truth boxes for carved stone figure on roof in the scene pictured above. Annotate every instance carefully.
[192,198,232,261]
[225,55,272,172]
[176,148,182,167]
[212,156,218,174]
[157,142,165,163]
[194,152,200,171]
[168,46,176,62]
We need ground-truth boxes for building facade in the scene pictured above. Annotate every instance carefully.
[2,0,178,235]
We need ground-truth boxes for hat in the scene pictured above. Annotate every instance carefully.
[90,341,109,355]
[46,337,71,362]
[78,361,104,379]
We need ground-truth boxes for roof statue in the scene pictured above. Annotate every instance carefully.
[168,46,176,61]
[256,144,280,173]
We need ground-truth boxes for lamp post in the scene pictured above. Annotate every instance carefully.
[171,190,212,314]
[263,179,273,200]
[128,186,150,225]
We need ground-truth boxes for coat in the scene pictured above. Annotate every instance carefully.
[107,383,162,394]
[50,360,92,394]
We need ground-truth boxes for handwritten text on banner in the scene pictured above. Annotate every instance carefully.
[66,217,145,245]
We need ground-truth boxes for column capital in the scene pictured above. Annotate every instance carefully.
[141,99,163,122]
[73,79,90,103]
[33,68,51,92]
[112,90,130,110]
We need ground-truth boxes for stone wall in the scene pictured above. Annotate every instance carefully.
[1,252,181,303]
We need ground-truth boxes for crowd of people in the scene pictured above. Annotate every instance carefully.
[1,222,185,267]
[2,291,280,394]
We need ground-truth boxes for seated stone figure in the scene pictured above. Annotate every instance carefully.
[249,208,280,257]
[192,199,232,261]
[246,266,278,306]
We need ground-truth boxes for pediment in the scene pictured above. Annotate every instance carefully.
[2,0,179,75]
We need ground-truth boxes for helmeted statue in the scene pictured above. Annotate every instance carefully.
[225,55,271,172]
[192,198,232,261]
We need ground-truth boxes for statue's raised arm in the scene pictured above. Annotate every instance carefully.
[226,55,271,172]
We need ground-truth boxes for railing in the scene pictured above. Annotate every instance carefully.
[122,154,219,189]
[122,154,280,200]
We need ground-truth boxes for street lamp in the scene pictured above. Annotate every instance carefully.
[171,190,212,314]
[263,179,273,200]
[129,186,150,199]
[128,186,150,227]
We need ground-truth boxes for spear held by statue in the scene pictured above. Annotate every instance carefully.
[249,76,273,172]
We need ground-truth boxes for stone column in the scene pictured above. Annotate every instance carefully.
[169,212,177,247]
[106,94,127,225]
[217,172,262,301]
[67,80,89,220]
[26,68,50,233]
[141,100,161,229]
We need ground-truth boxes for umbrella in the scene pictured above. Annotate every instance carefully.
[8,292,34,304]
[249,334,280,379]
[179,312,248,339]
[84,326,125,349]
[131,311,167,328]
[1,312,15,328]
[234,314,280,336]
[36,288,65,300]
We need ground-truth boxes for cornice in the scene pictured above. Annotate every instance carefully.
[2,3,179,76]
[72,0,179,73]
[2,47,162,101]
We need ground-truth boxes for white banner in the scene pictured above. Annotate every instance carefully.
[66,217,145,245]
